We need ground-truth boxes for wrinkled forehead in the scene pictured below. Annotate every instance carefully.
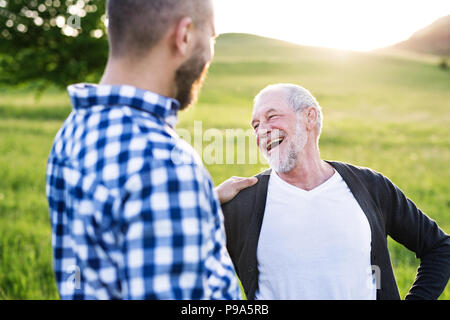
[252,88,290,119]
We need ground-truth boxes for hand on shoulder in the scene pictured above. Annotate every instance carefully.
[215,176,258,204]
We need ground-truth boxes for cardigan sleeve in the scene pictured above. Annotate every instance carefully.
[377,174,450,300]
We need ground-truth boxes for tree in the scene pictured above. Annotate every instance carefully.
[0,0,108,90]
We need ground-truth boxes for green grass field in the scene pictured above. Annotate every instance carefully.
[0,33,449,299]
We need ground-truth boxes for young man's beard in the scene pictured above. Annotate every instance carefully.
[174,49,209,110]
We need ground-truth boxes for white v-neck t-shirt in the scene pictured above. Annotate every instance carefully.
[255,169,376,300]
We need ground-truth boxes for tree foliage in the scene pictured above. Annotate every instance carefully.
[0,0,108,89]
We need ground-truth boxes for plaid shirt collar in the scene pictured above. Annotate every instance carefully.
[67,83,181,128]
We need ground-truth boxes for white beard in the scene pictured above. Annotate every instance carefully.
[262,123,307,173]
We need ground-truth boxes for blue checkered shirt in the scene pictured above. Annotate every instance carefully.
[46,84,241,300]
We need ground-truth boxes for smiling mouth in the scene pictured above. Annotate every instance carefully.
[267,137,285,152]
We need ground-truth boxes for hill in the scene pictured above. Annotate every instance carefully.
[387,15,450,56]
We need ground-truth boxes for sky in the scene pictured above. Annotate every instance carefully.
[214,0,450,51]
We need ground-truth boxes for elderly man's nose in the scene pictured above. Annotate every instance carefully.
[257,127,270,139]
[258,121,272,134]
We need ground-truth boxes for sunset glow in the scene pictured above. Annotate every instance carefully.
[214,0,450,51]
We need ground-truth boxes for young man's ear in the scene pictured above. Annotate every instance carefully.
[173,17,194,56]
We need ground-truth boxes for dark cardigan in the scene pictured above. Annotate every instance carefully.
[221,161,450,300]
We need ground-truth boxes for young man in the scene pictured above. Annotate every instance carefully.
[46,0,241,300]
[218,83,450,300]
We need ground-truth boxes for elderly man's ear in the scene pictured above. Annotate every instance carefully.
[306,107,318,131]
[215,176,259,204]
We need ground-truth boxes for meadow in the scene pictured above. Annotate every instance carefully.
[0,33,449,299]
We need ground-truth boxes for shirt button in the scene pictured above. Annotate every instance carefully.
[248,266,253,272]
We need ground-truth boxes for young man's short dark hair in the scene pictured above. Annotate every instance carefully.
[107,0,210,57]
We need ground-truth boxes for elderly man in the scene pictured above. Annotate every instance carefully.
[46,0,240,300]
[217,83,450,300]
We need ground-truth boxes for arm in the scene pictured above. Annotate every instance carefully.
[378,175,450,300]
[201,167,243,300]
[120,160,241,300]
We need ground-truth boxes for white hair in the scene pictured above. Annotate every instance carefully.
[254,83,323,135]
